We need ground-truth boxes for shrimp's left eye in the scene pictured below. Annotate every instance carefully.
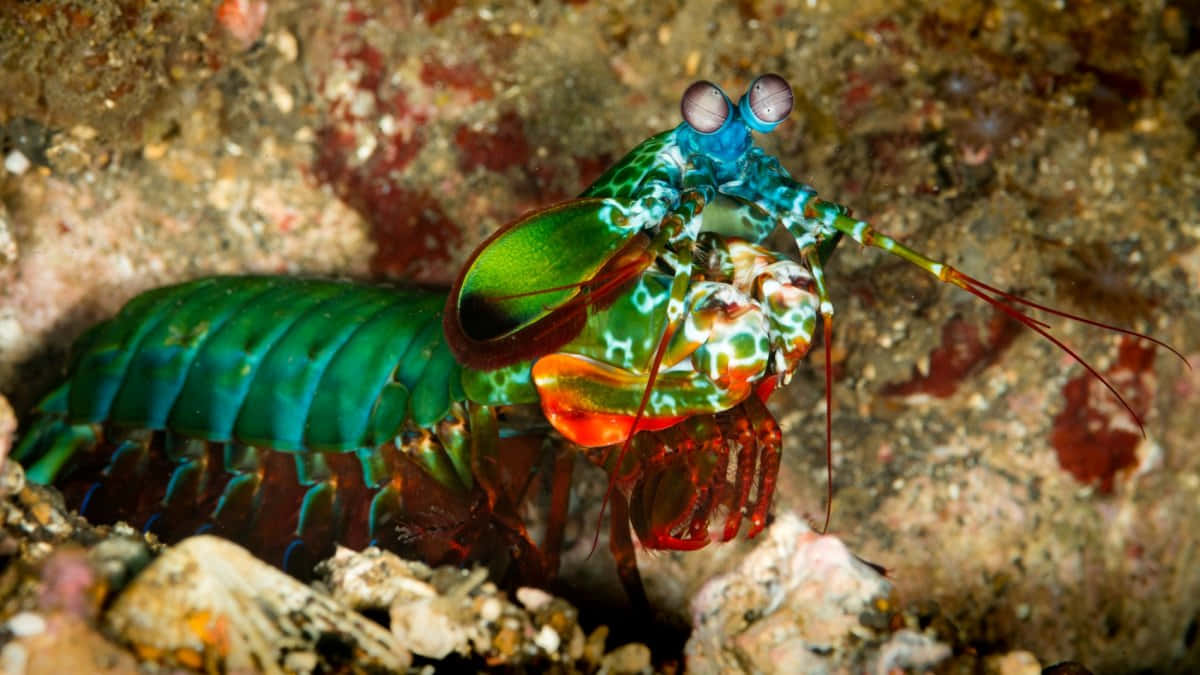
[741,73,793,132]
[681,80,730,134]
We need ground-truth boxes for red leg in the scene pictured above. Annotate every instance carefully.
[463,403,555,584]
[721,409,757,541]
[743,396,782,537]
[540,447,575,579]
[684,418,728,543]
[608,489,649,610]
[701,420,730,540]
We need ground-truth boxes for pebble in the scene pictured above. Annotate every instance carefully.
[269,81,294,113]
[272,29,298,62]
[142,143,168,160]
[0,395,15,466]
[8,612,47,637]
[533,624,561,654]
[479,597,502,622]
[986,650,1043,675]
[600,642,651,674]
[69,125,98,140]
[0,642,28,674]
[29,502,55,527]
[89,536,154,593]
[516,586,553,611]
[390,599,466,660]
[4,151,30,175]
[0,210,15,266]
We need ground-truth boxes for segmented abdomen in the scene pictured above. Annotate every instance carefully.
[64,276,463,448]
[14,277,500,575]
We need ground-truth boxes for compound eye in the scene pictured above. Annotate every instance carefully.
[681,80,729,134]
[746,73,793,125]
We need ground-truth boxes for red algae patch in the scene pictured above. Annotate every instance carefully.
[454,111,532,173]
[883,311,1020,399]
[1051,338,1157,493]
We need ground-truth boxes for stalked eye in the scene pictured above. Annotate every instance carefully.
[746,73,793,125]
[738,73,793,133]
[681,80,729,134]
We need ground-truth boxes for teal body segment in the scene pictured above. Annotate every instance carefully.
[11,276,500,577]
[18,277,465,471]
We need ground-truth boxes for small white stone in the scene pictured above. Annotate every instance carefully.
[350,90,375,118]
[273,30,298,62]
[391,599,467,659]
[516,587,553,611]
[379,114,397,136]
[70,125,98,140]
[355,132,377,162]
[269,81,294,113]
[7,612,46,637]
[4,151,30,175]
[479,597,502,622]
[534,625,561,654]
[0,642,28,675]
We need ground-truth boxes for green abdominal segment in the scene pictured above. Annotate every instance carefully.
[13,277,486,573]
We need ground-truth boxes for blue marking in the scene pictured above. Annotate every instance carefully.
[283,538,305,571]
[141,512,161,534]
[163,462,196,503]
[78,482,101,517]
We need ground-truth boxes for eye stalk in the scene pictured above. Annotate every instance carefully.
[681,80,731,134]
[739,73,793,133]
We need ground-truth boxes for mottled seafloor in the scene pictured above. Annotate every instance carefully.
[1,1,1199,673]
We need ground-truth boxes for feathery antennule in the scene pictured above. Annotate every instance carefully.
[944,267,1174,438]
[950,272,1191,368]
[823,207,1188,437]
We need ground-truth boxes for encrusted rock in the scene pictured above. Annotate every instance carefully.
[600,642,653,674]
[106,536,410,674]
[0,207,16,268]
[0,395,15,475]
[320,546,592,666]
[0,459,85,548]
[3,612,139,675]
[686,512,951,674]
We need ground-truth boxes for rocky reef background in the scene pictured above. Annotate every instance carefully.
[1,0,1199,672]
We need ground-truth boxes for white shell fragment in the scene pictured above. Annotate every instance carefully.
[321,544,438,608]
[321,546,588,665]
[686,512,951,674]
[105,536,410,674]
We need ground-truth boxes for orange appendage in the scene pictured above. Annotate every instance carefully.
[541,402,686,447]
[754,374,781,402]
[533,354,689,447]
